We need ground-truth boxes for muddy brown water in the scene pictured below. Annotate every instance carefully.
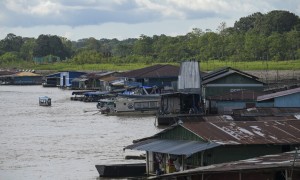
[0,85,161,180]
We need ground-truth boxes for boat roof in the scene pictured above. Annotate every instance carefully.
[39,96,51,99]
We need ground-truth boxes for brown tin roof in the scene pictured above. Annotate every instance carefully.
[182,120,300,145]
[233,107,300,117]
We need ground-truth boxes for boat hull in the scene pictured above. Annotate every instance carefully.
[95,163,146,177]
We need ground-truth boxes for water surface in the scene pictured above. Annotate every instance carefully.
[0,86,161,180]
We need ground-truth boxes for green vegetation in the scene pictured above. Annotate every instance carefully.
[6,60,299,72]
[1,10,300,70]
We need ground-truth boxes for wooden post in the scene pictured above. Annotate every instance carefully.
[182,155,184,171]
[146,151,149,176]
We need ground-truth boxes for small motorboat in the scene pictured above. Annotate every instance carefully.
[39,96,51,106]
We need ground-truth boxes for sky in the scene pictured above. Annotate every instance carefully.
[1,0,300,41]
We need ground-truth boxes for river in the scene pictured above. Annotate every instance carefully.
[0,85,161,180]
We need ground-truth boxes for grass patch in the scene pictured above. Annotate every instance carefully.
[3,60,300,72]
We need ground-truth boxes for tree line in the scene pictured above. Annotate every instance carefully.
[0,10,300,67]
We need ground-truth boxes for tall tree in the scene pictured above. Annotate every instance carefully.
[0,33,23,53]
[33,34,70,59]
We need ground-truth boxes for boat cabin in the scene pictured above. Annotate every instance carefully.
[39,96,51,106]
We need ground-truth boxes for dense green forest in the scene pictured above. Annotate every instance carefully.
[1,10,300,69]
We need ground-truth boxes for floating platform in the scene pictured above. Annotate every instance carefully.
[95,163,146,177]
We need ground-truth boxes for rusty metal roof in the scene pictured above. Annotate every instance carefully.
[257,87,300,101]
[233,107,300,117]
[118,64,179,78]
[202,67,260,84]
[207,90,265,101]
[153,151,300,179]
[182,120,300,145]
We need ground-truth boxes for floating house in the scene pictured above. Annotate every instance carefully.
[71,71,120,90]
[202,67,265,115]
[202,67,264,99]
[125,120,300,176]
[0,71,42,85]
[152,150,300,180]
[118,64,179,91]
[59,71,86,88]
[43,72,60,87]
[257,87,300,107]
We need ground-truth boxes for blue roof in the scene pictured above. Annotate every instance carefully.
[39,96,51,100]
[83,91,110,96]
[124,139,220,156]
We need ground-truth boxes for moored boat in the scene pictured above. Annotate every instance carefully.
[97,96,160,115]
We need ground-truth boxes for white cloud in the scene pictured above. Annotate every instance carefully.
[29,1,62,16]
[0,0,299,40]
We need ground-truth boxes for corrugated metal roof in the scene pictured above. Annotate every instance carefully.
[202,70,263,85]
[207,90,265,101]
[257,87,300,101]
[182,120,300,145]
[153,151,300,178]
[124,139,220,156]
[178,61,201,92]
[202,67,259,81]
[233,107,300,117]
[119,64,179,78]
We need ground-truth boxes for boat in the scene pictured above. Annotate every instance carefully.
[97,95,160,115]
[70,90,96,101]
[39,96,51,106]
[95,163,146,177]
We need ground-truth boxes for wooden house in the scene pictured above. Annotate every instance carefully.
[125,120,300,176]
[257,87,300,107]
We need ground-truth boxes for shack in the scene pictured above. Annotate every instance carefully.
[125,120,300,176]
